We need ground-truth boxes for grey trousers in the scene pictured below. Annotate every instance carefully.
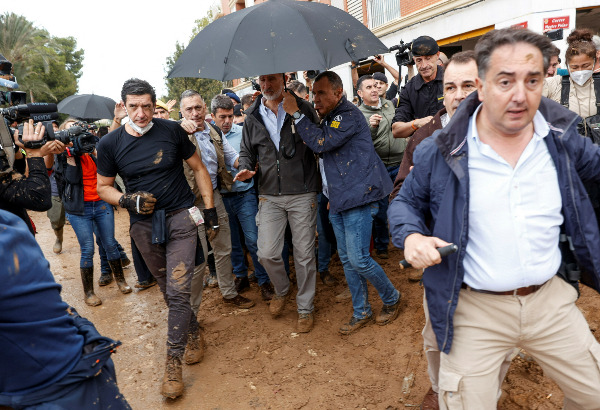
[190,190,236,315]
[130,209,199,358]
[256,193,317,314]
[47,195,65,230]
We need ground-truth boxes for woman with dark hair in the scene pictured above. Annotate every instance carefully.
[543,29,598,119]
[57,118,131,306]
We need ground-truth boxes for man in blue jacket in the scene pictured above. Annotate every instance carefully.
[389,28,600,409]
[283,71,400,335]
[0,210,130,409]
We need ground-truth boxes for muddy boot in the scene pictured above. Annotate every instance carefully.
[53,228,63,254]
[108,259,132,294]
[80,267,102,306]
[161,355,184,399]
[183,329,205,365]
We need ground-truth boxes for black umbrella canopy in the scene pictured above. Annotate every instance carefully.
[57,94,116,121]
[168,0,388,81]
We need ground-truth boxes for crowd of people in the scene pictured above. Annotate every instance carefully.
[2,25,600,409]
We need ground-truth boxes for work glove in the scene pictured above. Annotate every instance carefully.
[203,207,220,242]
[119,191,157,215]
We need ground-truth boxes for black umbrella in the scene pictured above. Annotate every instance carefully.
[57,94,116,121]
[168,0,388,81]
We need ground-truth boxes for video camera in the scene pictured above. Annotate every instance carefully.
[1,102,59,123]
[389,40,414,67]
[32,120,97,154]
[0,90,26,106]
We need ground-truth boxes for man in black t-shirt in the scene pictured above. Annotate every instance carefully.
[391,36,445,139]
[96,78,215,400]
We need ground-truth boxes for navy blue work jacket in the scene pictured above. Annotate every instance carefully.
[296,97,392,214]
[388,92,600,354]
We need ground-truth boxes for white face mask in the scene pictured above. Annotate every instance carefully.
[570,69,593,86]
[125,108,154,135]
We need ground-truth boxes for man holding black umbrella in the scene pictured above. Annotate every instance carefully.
[234,73,320,333]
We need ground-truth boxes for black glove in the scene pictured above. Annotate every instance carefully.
[119,191,157,215]
[203,207,220,242]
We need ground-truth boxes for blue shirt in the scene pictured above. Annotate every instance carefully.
[222,123,253,193]
[464,106,563,291]
[259,99,287,150]
[194,121,238,190]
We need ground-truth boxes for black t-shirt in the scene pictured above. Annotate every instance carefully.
[392,66,445,124]
[96,119,196,224]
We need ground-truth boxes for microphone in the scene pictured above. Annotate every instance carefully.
[30,112,59,122]
[15,103,58,115]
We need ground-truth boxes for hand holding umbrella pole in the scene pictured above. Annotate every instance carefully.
[399,244,458,269]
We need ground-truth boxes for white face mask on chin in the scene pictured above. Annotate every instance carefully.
[570,69,593,86]
[125,108,154,135]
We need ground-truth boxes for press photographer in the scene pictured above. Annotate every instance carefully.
[0,114,65,234]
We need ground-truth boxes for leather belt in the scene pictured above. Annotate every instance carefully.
[461,282,545,296]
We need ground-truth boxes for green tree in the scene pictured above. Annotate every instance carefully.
[163,9,223,111]
[0,13,84,102]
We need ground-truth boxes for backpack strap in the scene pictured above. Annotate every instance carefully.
[560,75,570,108]
[593,72,600,109]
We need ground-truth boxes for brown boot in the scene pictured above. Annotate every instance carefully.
[161,355,184,399]
[53,228,63,254]
[80,267,102,306]
[269,292,288,318]
[183,330,205,365]
[108,259,132,294]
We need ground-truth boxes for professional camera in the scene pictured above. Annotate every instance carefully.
[0,90,26,106]
[45,121,97,154]
[389,40,414,67]
[0,103,59,123]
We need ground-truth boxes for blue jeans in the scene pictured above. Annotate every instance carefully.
[373,165,399,251]
[329,202,399,319]
[222,187,270,286]
[67,200,121,269]
[96,230,127,275]
[317,193,336,272]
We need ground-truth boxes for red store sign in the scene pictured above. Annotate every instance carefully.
[511,21,528,29]
[543,16,570,30]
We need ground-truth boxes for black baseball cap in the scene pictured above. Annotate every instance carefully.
[372,72,388,83]
[411,36,439,56]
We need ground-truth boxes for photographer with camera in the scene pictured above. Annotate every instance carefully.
[54,118,132,308]
[0,117,64,234]
[391,36,445,139]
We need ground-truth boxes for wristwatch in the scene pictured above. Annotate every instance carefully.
[292,110,302,120]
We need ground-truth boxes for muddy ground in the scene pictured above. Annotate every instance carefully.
[31,209,600,409]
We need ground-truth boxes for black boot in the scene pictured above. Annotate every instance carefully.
[108,259,132,294]
[80,267,102,306]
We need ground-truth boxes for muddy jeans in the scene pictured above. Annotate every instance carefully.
[256,193,317,314]
[130,209,199,358]
[46,195,65,230]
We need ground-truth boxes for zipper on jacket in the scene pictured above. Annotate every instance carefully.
[277,159,281,195]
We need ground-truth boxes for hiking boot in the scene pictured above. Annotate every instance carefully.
[339,315,373,335]
[260,282,274,302]
[335,287,352,302]
[80,267,102,307]
[319,270,338,286]
[234,276,250,293]
[376,297,401,326]
[205,272,218,288]
[108,259,132,294]
[53,228,63,254]
[297,313,314,333]
[421,387,439,410]
[269,293,288,318]
[375,249,389,259]
[223,294,255,309]
[161,355,184,399]
[98,271,113,286]
[183,330,205,365]
[135,278,158,289]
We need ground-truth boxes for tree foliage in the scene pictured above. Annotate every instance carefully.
[0,12,84,103]
[163,9,222,111]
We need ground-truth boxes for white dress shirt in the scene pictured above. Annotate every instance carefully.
[463,105,563,291]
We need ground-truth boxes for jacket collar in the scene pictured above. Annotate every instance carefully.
[414,65,444,91]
